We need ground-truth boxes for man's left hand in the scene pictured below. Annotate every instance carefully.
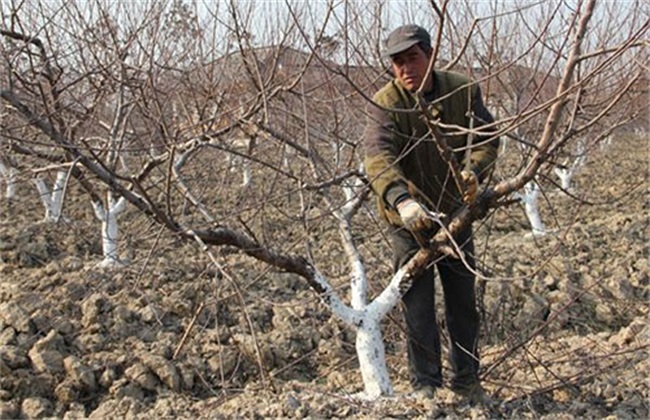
[460,170,478,204]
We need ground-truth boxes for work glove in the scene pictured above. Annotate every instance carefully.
[460,170,479,205]
[397,198,434,234]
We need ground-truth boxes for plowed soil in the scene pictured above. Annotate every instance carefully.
[0,134,647,419]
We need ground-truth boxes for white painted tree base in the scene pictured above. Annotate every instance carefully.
[97,256,129,268]
[514,181,547,237]
[92,192,127,267]
[0,162,17,201]
[33,171,68,222]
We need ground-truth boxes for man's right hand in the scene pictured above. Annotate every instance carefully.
[397,198,434,234]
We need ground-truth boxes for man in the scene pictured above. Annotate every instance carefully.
[363,24,499,401]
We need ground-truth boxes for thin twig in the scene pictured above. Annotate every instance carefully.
[173,301,205,360]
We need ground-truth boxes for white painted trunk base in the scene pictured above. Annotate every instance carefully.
[0,163,17,200]
[33,171,67,222]
[92,192,127,267]
[515,181,546,236]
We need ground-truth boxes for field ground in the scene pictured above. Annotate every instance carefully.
[0,134,648,418]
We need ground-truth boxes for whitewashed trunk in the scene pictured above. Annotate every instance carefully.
[227,154,252,187]
[241,165,252,187]
[101,211,119,263]
[523,182,546,236]
[555,143,586,191]
[553,167,574,191]
[526,203,546,236]
[332,177,397,399]
[499,136,509,155]
[514,182,546,236]
[92,192,127,266]
[51,172,66,217]
[0,162,17,200]
[226,137,253,187]
[33,171,67,222]
[600,135,612,150]
[356,319,393,398]
[312,265,396,399]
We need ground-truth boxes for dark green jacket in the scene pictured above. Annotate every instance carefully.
[363,70,499,226]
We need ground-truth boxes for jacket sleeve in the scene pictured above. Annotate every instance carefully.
[466,86,500,182]
[362,101,411,210]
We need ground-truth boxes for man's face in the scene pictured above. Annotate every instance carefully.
[390,45,433,92]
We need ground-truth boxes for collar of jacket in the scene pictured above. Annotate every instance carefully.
[393,75,444,120]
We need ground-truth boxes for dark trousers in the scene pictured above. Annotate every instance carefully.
[390,226,480,389]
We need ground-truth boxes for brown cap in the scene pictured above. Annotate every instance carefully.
[383,24,431,58]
